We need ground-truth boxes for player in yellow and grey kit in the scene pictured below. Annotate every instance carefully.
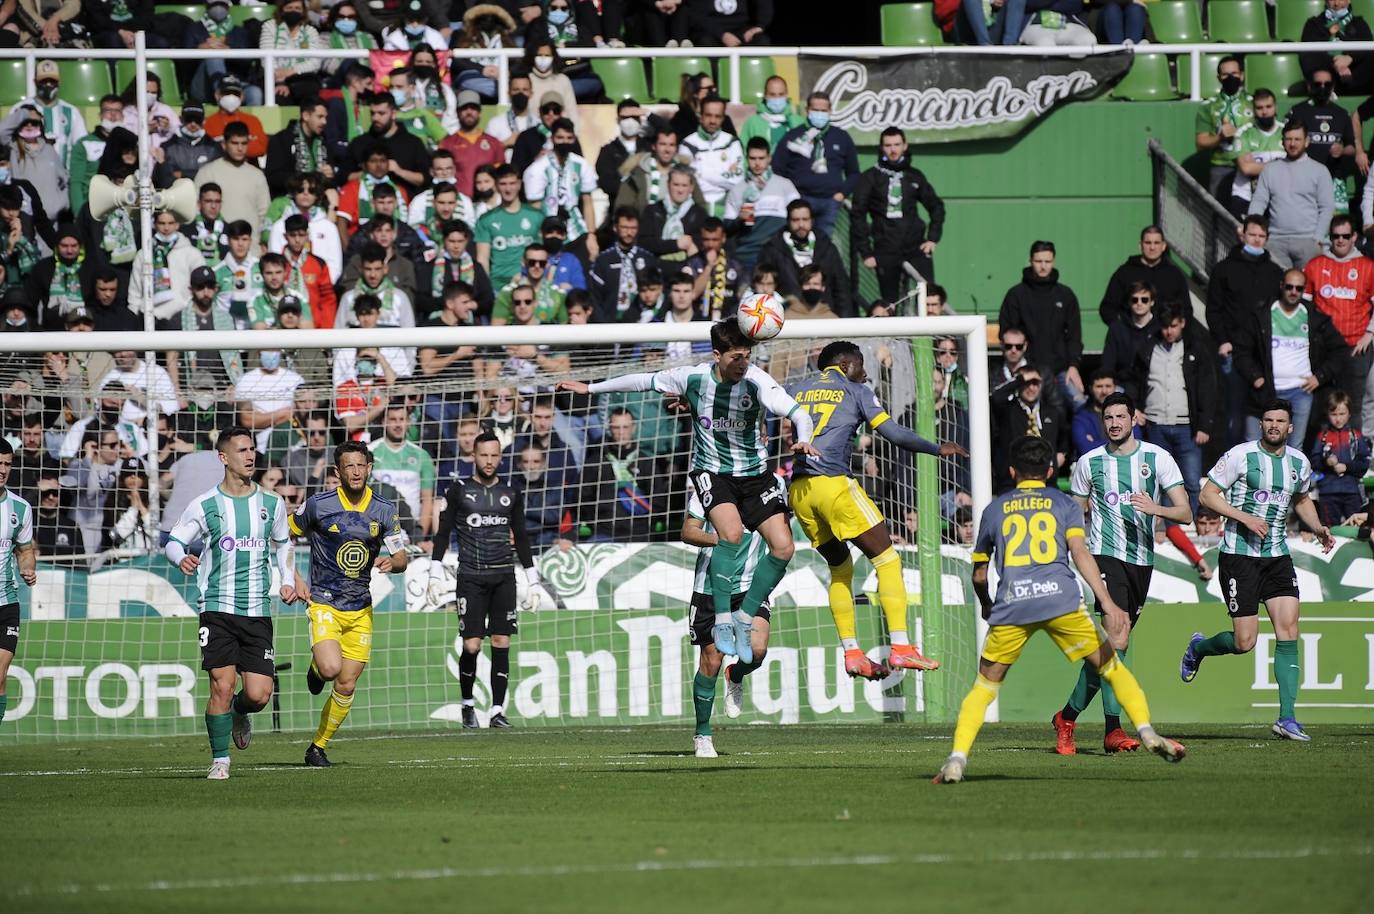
[788,341,965,678]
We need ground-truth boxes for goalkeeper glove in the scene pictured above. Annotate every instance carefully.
[520,567,546,612]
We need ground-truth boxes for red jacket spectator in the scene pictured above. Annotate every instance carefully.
[206,110,269,161]
[439,129,505,198]
[1304,249,1374,346]
[284,248,339,330]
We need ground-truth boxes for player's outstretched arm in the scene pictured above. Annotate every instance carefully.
[1292,492,1337,553]
[1200,479,1268,538]
[872,419,960,458]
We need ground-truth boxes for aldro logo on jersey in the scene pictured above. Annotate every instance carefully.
[466,512,510,528]
[219,535,267,552]
[700,414,749,432]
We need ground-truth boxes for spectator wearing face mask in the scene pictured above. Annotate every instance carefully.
[204,77,268,154]
[526,0,605,102]
[771,91,860,237]
[153,104,222,186]
[739,76,802,154]
[260,0,326,103]
[485,71,539,157]
[595,99,650,209]
[119,73,181,151]
[68,95,124,218]
[323,2,377,81]
[452,4,521,103]
[184,0,259,106]
[128,210,208,329]
[2,106,68,223]
[382,0,446,49]
[17,61,86,166]
[525,40,579,126]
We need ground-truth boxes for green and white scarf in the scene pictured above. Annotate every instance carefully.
[742,167,771,203]
[662,198,692,240]
[641,158,667,206]
[200,14,231,38]
[109,0,132,22]
[616,244,638,314]
[877,160,904,219]
[356,173,395,222]
[432,250,475,295]
[102,209,136,264]
[294,120,324,175]
[49,256,84,317]
[190,216,225,261]
[151,239,175,302]
[789,231,816,268]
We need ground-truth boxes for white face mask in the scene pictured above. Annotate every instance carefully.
[100,118,122,132]
[219,94,242,113]
[619,117,640,139]
[534,55,553,72]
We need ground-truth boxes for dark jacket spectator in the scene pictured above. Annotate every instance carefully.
[850,155,945,297]
[1100,311,1158,381]
[1123,319,1223,441]
[998,265,1082,377]
[759,227,852,318]
[1206,243,1286,354]
[1300,8,1374,93]
[1234,299,1349,414]
[589,242,660,323]
[771,121,860,202]
[686,0,773,46]
[153,127,222,186]
[1098,252,1189,325]
[638,200,705,259]
[990,368,1068,493]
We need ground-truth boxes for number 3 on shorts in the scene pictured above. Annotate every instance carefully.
[198,626,209,647]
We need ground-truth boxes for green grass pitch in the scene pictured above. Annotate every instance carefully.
[4,723,1373,914]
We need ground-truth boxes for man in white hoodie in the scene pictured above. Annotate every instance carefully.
[129,210,207,330]
[679,96,743,218]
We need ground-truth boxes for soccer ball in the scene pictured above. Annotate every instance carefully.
[737,291,786,341]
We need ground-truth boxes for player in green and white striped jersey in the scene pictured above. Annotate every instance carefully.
[682,479,771,758]
[165,427,299,779]
[560,320,817,668]
[1058,392,1192,755]
[0,439,37,732]
[1180,399,1335,742]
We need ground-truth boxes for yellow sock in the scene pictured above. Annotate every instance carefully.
[871,548,909,641]
[952,674,1000,755]
[313,688,355,749]
[827,554,857,643]
[1098,656,1151,731]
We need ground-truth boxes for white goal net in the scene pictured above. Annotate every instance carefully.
[0,317,989,742]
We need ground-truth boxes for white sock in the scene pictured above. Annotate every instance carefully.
[890,631,910,646]
[950,751,967,764]
[462,699,474,707]
[491,704,504,716]
[841,638,860,650]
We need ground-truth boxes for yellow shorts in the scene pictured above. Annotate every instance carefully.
[981,607,1107,666]
[307,604,374,664]
[789,475,885,546]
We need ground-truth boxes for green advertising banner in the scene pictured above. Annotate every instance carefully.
[1000,602,1374,726]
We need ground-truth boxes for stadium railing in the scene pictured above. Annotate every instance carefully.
[3,42,1374,105]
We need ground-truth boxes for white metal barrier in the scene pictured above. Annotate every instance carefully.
[3,41,1374,105]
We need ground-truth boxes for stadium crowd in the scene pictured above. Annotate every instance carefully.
[0,0,1372,570]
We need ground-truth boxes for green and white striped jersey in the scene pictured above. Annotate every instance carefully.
[658,363,802,475]
[0,490,34,605]
[1070,441,1184,566]
[168,485,291,616]
[687,486,768,596]
[1207,441,1313,557]
[368,438,435,520]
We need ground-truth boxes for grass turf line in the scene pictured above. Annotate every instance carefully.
[3,724,1372,914]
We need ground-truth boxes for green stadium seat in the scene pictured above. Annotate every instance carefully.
[1355,0,1374,25]
[1245,52,1307,98]
[0,60,27,102]
[1147,1,1205,43]
[1177,52,1227,99]
[155,3,207,19]
[115,59,183,107]
[229,3,272,25]
[1207,0,1271,41]
[1111,53,1177,101]
[651,57,712,104]
[1274,0,1324,41]
[880,2,945,45]
[719,56,777,105]
[590,59,650,103]
[57,61,114,106]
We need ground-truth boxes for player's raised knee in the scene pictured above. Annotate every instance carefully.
[315,656,343,681]
[1234,631,1258,653]
[770,541,794,562]
[241,686,272,711]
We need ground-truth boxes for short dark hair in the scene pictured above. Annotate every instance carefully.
[816,341,861,370]
[493,163,518,182]
[371,182,398,201]
[217,425,254,452]
[613,205,639,223]
[927,283,947,302]
[1009,435,1055,479]
[222,121,249,141]
[1029,239,1056,257]
[360,242,387,265]
[1262,397,1293,419]
[550,116,576,136]
[352,293,381,314]
[1282,120,1306,137]
[226,219,253,239]
[746,136,770,154]
[441,218,472,240]
[1140,224,1164,240]
[637,265,664,287]
[1156,301,1188,326]
[334,440,373,466]
[667,270,693,290]
[786,198,812,219]
[701,216,725,234]
[1101,391,1135,415]
[432,182,458,199]
[566,288,592,312]
[0,438,12,457]
[1253,88,1276,104]
[1330,214,1355,235]
[444,280,476,301]
[473,430,502,450]
[879,125,904,142]
[1243,214,1269,233]
[199,182,222,198]
[283,213,309,233]
[259,252,287,271]
[1217,55,1242,73]
[710,318,752,353]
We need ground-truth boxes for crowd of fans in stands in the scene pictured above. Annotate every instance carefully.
[0,0,1372,569]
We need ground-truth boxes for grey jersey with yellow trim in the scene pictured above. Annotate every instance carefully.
[972,481,1087,626]
[788,367,891,477]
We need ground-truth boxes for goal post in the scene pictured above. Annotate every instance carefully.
[0,316,990,743]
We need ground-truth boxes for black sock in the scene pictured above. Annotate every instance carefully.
[459,650,478,701]
[1105,713,1121,733]
[1059,702,1081,723]
[491,646,510,709]
[231,692,262,715]
[728,658,762,683]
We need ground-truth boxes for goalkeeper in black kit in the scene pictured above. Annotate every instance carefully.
[432,432,549,729]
